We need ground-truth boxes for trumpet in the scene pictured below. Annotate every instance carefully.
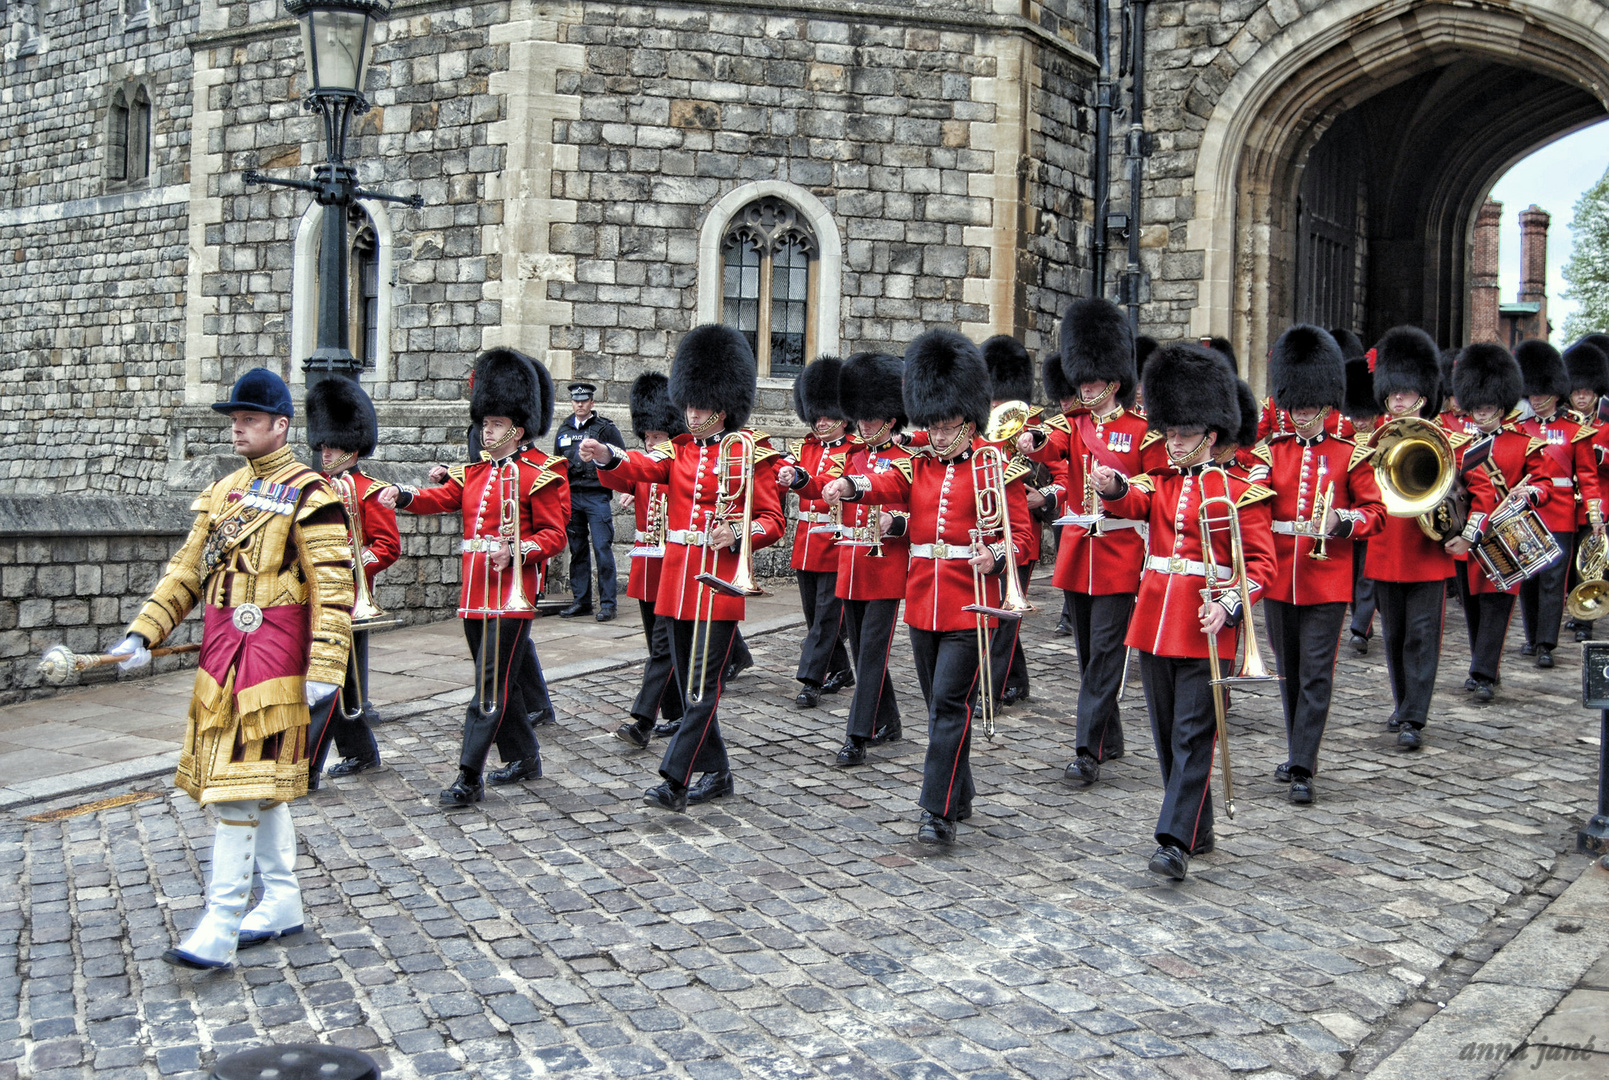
[961,443,1037,739]
[1306,480,1334,562]
[1197,467,1281,819]
[1568,532,1609,622]
[689,432,769,704]
[468,461,537,719]
[333,473,396,723]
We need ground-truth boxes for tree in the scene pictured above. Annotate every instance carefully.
[1563,165,1609,341]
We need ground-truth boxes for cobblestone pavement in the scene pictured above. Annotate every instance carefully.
[3,611,1603,1080]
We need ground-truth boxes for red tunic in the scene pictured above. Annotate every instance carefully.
[1255,434,1385,604]
[849,439,1034,632]
[1030,407,1165,595]
[1518,411,1602,534]
[601,432,786,621]
[1585,420,1609,527]
[795,440,915,601]
[1462,428,1556,595]
[1363,420,1460,583]
[401,450,571,619]
[323,468,401,587]
[784,434,856,572]
[594,474,670,603]
[1104,466,1277,659]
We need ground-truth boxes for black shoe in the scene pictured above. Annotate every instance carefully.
[687,771,734,805]
[439,769,484,807]
[1192,831,1215,857]
[1107,748,1125,761]
[1054,618,1072,637]
[643,781,687,813]
[917,812,956,846]
[1473,680,1495,703]
[1065,755,1100,785]
[1351,633,1369,655]
[1397,726,1422,750]
[162,948,231,971]
[1521,642,1536,656]
[1578,628,1593,642]
[1148,844,1189,880]
[1537,646,1554,669]
[487,758,542,785]
[559,602,592,619]
[327,755,380,778]
[1387,712,1401,731]
[614,723,651,749]
[795,684,821,708]
[1289,775,1314,804]
[595,607,616,623]
[361,707,388,726]
[1463,677,1478,692]
[1273,762,1292,782]
[529,708,556,727]
[1001,686,1030,706]
[654,719,682,738]
[957,801,973,822]
[869,721,902,745]
[724,656,754,682]
[835,740,867,766]
[822,669,855,694]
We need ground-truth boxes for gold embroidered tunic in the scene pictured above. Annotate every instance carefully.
[129,445,354,804]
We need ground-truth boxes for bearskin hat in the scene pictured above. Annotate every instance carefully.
[471,348,553,437]
[1343,358,1381,420]
[840,352,906,427]
[669,324,757,433]
[306,376,378,457]
[793,354,845,424]
[1438,349,1460,408]
[1565,341,1609,398]
[1452,342,1524,414]
[1232,377,1260,449]
[1515,339,1571,400]
[1329,328,1366,361]
[629,372,686,442]
[1205,336,1236,369]
[1042,351,1075,404]
[1582,333,1609,359]
[982,335,1034,404]
[1135,335,1160,371]
[1268,324,1345,414]
[1371,326,1442,418]
[904,329,991,431]
[1141,343,1240,442]
[1060,298,1137,408]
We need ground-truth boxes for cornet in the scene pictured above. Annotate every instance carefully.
[1306,480,1334,562]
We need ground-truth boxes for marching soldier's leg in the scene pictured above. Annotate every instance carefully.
[488,619,541,785]
[324,629,379,778]
[1375,581,1410,726]
[1263,599,1301,773]
[1147,655,1216,880]
[1068,592,1134,783]
[916,629,976,843]
[621,603,684,748]
[1531,531,1574,666]
[163,800,262,969]
[1395,580,1444,748]
[238,800,305,948]
[651,618,736,810]
[1286,601,1347,799]
[1468,592,1515,700]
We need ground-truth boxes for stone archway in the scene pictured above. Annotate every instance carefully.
[1181,0,1609,387]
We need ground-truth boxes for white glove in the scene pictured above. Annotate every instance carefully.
[305,681,341,708]
[108,635,152,673]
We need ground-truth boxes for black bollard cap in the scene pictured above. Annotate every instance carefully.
[212,1045,380,1080]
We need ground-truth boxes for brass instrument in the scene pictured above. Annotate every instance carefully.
[1568,533,1609,622]
[689,432,769,704]
[1371,416,1464,540]
[333,473,397,722]
[38,642,200,686]
[1197,467,1282,819]
[961,443,1037,739]
[469,461,537,719]
[1306,480,1335,562]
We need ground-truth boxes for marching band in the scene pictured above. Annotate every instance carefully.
[72,309,1609,966]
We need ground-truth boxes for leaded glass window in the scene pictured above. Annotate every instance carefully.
[719,197,818,377]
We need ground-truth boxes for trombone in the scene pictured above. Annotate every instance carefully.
[1197,466,1280,819]
[332,473,396,722]
[961,442,1037,739]
[689,432,769,703]
[469,462,537,719]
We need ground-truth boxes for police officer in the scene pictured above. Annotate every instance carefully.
[555,383,625,620]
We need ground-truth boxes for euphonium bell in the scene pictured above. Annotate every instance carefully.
[1370,416,1462,540]
[1567,580,1609,623]
[984,400,1032,444]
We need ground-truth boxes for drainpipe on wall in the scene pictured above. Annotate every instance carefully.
[1120,0,1150,332]
[1091,0,1113,298]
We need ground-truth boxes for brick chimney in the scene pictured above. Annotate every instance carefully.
[1518,203,1550,331]
[1470,199,1502,343]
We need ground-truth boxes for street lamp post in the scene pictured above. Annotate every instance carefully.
[244,0,421,387]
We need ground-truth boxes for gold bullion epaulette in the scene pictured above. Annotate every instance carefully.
[1236,482,1275,508]
[1042,413,1071,434]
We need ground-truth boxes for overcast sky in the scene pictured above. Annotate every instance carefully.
[1488,120,1608,341]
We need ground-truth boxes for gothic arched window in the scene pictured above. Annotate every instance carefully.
[720,197,818,377]
[108,85,151,183]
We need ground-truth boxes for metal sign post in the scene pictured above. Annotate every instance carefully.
[1577,642,1609,854]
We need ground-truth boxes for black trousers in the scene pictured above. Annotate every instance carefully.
[307,631,378,780]
[1465,587,1516,683]
[662,618,736,786]
[909,628,979,821]
[729,627,752,671]
[518,635,552,718]
[462,618,540,772]
[1520,530,1574,650]
[796,570,850,684]
[843,598,901,740]
[630,599,684,726]
[1570,525,1596,635]
[1069,592,1133,762]
[566,488,618,609]
[1138,652,1218,850]
[988,563,1033,702]
[1264,600,1345,777]
[1350,540,1377,639]
[1375,580,1444,730]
